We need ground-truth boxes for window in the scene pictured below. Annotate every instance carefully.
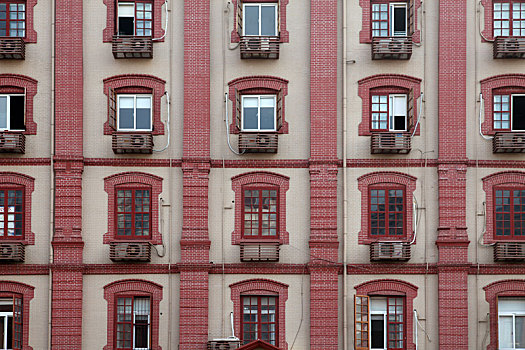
[493,93,525,131]
[117,95,152,131]
[242,188,278,239]
[369,186,405,237]
[494,188,525,238]
[0,188,23,240]
[241,296,277,345]
[371,94,407,131]
[117,1,152,36]
[0,2,25,38]
[494,1,525,37]
[372,2,408,37]
[0,94,24,131]
[242,95,276,132]
[116,296,151,350]
[498,297,525,349]
[116,188,151,239]
[104,172,163,245]
[243,3,277,37]
[0,296,21,350]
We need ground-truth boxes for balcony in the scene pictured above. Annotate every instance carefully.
[371,132,411,154]
[240,36,280,59]
[112,35,153,59]
[0,38,25,59]
[112,133,153,154]
[238,133,278,153]
[109,242,151,262]
[370,242,411,261]
[0,243,25,262]
[494,242,525,261]
[492,132,525,153]
[493,37,525,59]
[240,242,280,262]
[372,37,412,60]
[0,132,25,153]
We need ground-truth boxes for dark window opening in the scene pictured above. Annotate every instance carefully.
[513,95,525,130]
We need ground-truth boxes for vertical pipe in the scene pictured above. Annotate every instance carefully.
[342,0,349,348]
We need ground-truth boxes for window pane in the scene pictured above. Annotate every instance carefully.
[517,316,525,348]
[136,97,151,130]
[10,95,25,130]
[260,107,275,130]
[392,6,406,36]
[499,316,514,349]
[244,5,259,35]
[261,5,276,36]
[243,97,259,130]
[0,97,7,129]
[118,96,135,129]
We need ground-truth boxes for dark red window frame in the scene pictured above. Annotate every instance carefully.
[493,0,525,37]
[0,187,23,240]
[117,0,153,37]
[385,296,405,350]
[371,1,391,37]
[0,1,25,38]
[241,295,278,346]
[370,93,389,131]
[115,187,152,240]
[494,187,525,239]
[114,293,151,350]
[242,186,279,239]
[369,185,406,238]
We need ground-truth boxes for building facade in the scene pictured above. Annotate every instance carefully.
[0,0,523,349]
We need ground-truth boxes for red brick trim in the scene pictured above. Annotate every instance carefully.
[228,76,289,134]
[0,172,35,245]
[483,279,525,350]
[355,279,418,350]
[357,172,417,244]
[0,74,38,135]
[358,74,422,136]
[231,172,289,245]
[481,0,494,41]
[14,0,37,43]
[0,281,34,350]
[103,279,163,350]
[480,74,525,135]
[482,171,525,243]
[359,0,421,44]
[103,172,163,245]
[102,0,166,42]
[230,0,289,43]
[103,74,166,135]
[230,279,288,349]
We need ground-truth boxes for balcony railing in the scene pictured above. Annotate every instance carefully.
[493,37,525,59]
[0,38,25,59]
[240,36,280,59]
[494,242,525,261]
[0,132,25,153]
[371,132,411,154]
[112,35,153,59]
[370,242,411,261]
[112,133,153,154]
[240,242,280,262]
[109,242,151,262]
[238,133,278,153]
[0,243,24,262]
[372,37,412,60]
[493,132,525,153]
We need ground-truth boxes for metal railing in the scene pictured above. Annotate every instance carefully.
[0,132,25,153]
[370,242,411,261]
[371,132,411,154]
[112,35,153,58]
[0,38,25,59]
[372,36,412,60]
[238,133,278,153]
[112,132,154,154]
[240,36,280,59]
[493,132,525,153]
[493,37,525,59]
[494,242,525,261]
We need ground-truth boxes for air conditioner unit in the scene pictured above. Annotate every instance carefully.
[130,134,148,147]
[240,242,280,262]
[246,38,260,50]
[260,38,270,50]
[207,339,240,350]
[110,242,151,262]
[378,242,404,258]
[0,243,25,262]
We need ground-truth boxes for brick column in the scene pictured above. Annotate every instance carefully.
[51,0,84,348]
[180,0,211,348]
[309,0,339,349]
[437,1,469,349]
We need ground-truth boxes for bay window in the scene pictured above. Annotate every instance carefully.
[117,95,152,131]
[0,95,24,131]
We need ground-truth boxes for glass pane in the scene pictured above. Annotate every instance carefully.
[260,107,275,130]
[0,97,6,129]
[499,316,513,349]
[243,97,259,130]
[244,5,259,35]
[261,5,276,36]
[118,97,134,129]
[136,97,151,130]
[517,316,525,348]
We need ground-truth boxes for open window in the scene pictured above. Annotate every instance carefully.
[371,94,410,132]
[115,296,151,350]
[117,1,152,36]
[116,94,152,132]
[498,297,525,349]
[372,2,408,38]
[0,94,25,131]
[493,93,525,131]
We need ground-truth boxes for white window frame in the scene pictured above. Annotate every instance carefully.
[118,2,136,35]
[0,94,25,132]
[242,3,278,36]
[498,297,525,350]
[390,3,408,37]
[370,297,388,350]
[241,95,277,132]
[388,94,408,132]
[116,94,153,132]
[132,307,150,350]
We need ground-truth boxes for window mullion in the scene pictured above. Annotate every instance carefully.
[257,96,261,131]
[258,4,262,36]
[131,190,136,239]
[258,190,263,237]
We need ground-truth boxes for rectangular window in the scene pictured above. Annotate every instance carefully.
[243,188,278,239]
[117,95,152,131]
[116,296,150,350]
[243,3,277,36]
[371,94,407,131]
[372,2,407,37]
[117,1,152,36]
[0,95,25,131]
[242,296,277,346]
[0,189,23,240]
[116,189,151,239]
[241,95,276,132]
[494,1,525,37]
[0,296,22,350]
[494,94,525,131]
[370,297,405,350]
[370,187,405,237]
[0,2,25,38]
[495,188,525,238]
[498,297,525,349]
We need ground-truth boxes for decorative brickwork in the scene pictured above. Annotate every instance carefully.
[102,0,166,42]
[103,74,166,135]
[0,74,37,135]
[359,0,421,44]
[355,279,418,350]
[230,0,289,43]
[231,171,289,245]
[103,172,163,245]
[228,76,289,134]
[481,0,496,41]
[18,0,37,43]
[357,171,417,244]
[358,74,422,136]
[230,279,288,349]
[103,279,163,350]
[0,172,34,245]
[0,281,34,350]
